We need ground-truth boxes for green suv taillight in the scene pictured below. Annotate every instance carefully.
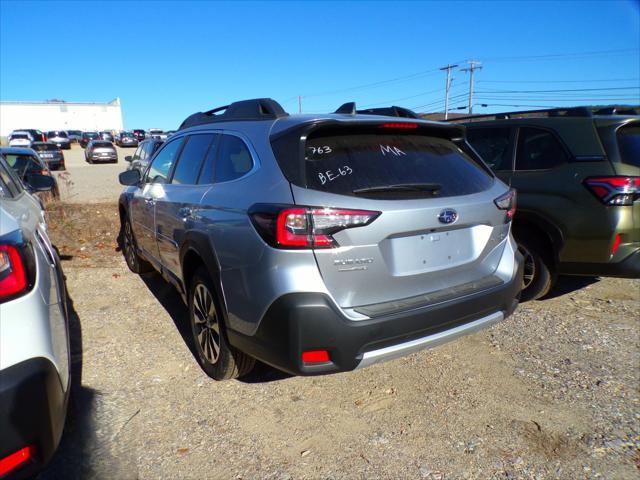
[584,176,640,206]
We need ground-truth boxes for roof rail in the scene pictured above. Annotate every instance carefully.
[334,102,420,119]
[179,98,288,129]
[447,105,640,123]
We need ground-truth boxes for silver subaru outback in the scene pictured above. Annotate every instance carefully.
[118,98,523,380]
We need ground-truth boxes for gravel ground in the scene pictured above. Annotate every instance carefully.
[53,144,131,203]
[38,202,639,480]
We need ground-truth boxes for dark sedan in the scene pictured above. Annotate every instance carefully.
[80,131,100,148]
[31,142,65,170]
[85,140,117,163]
[116,132,138,148]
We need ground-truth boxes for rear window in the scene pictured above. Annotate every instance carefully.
[84,132,99,138]
[48,131,68,138]
[11,133,29,139]
[617,124,640,167]
[93,142,113,148]
[301,131,493,199]
[32,143,59,151]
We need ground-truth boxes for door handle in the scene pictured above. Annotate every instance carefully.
[178,207,193,218]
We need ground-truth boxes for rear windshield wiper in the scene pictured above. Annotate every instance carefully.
[353,183,442,195]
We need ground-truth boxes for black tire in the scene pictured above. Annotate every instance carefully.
[517,234,556,301]
[189,267,254,380]
[122,217,153,274]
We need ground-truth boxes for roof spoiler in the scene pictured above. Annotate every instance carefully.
[334,102,420,119]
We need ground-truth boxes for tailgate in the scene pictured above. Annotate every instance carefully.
[282,125,513,310]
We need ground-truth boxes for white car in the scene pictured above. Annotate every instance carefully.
[0,156,70,478]
[7,131,33,148]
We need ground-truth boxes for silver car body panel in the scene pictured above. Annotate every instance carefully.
[0,192,70,393]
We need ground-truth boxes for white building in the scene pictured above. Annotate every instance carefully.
[0,98,124,136]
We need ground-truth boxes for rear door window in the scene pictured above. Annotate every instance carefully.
[214,135,253,183]
[617,124,640,167]
[466,127,513,171]
[516,127,569,170]
[303,131,493,199]
[171,134,214,185]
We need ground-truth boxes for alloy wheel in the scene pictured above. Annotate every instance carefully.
[193,284,221,364]
[519,244,536,290]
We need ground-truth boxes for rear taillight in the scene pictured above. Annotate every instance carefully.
[0,245,28,302]
[250,205,380,249]
[494,189,517,222]
[0,446,35,476]
[584,176,640,206]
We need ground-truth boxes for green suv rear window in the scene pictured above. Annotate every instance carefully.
[617,124,640,167]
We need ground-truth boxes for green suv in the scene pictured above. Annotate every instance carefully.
[457,106,639,300]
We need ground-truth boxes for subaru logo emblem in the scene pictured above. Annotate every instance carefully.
[438,209,458,224]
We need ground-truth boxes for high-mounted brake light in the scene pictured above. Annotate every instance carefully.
[494,189,517,222]
[0,245,28,301]
[0,446,35,476]
[584,176,639,206]
[251,205,380,249]
[379,122,418,129]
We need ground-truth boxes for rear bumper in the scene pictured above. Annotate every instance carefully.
[0,358,67,479]
[90,156,117,162]
[559,248,640,278]
[228,258,523,376]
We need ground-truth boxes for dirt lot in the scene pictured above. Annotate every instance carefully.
[36,200,639,480]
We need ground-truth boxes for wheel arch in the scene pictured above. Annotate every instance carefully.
[179,233,228,322]
[512,210,564,266]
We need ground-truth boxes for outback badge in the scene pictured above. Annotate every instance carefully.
[438,209,458,224]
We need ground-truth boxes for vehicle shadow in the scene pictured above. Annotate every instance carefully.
[543,275,601,300]
[39,275,100,479]
[139,272,290,384]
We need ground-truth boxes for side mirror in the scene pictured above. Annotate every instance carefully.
[125,155,132,162]
[119,169,141,186]
[24,174,55,192]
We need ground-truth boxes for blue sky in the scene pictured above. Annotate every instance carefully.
[1,0,639,129]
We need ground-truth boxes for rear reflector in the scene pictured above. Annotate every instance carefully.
[584,176,639,206]
[0,245,28,301]
[611,234,622,255]
[379,122,418,129]
[302,350,330,364]
[0,446,35,476]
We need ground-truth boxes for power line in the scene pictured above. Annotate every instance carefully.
[482,48,639,63]
[479,78,639,84]
[359,87,444,108]
[476,86,639,94]
[303,68,441,98]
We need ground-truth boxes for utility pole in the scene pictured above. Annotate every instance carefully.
[439,64,458,120]
[461,60,482,114]
[298,96,302,113]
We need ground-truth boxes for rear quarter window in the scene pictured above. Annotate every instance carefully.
[302,131,493,199]
[617,124,640,167]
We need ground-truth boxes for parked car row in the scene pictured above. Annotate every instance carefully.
[6,129,166,150]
